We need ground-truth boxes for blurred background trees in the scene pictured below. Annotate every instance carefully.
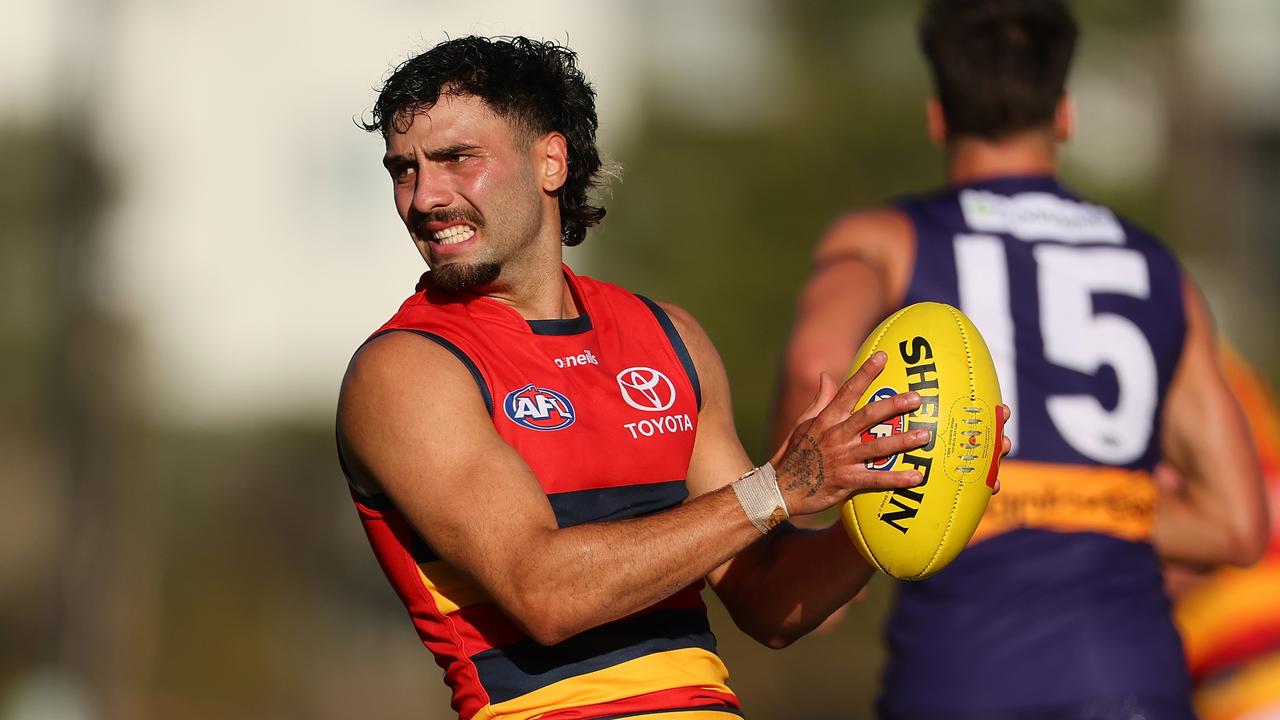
[2,1,1277,718]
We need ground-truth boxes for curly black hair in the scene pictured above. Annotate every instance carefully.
[920,0,1079,140]
[362,36,606,247]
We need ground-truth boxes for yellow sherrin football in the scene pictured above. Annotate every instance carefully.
[839,302,1003,580]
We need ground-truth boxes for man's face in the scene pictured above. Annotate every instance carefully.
[382,94,546,293]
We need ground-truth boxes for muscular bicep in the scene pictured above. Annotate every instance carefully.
[337,332,558,606]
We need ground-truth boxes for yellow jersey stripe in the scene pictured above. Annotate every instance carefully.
[418,560,490,615]
[467,647,734,720]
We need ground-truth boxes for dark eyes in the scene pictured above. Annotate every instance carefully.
[388,153,474,181]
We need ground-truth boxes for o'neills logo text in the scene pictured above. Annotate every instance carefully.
[555,349,599,369]
[880,336,940,534]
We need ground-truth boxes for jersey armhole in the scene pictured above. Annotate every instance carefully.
[635,295,703,411]
[339,328,495,507]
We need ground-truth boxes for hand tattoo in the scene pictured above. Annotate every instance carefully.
[781,433,825,498]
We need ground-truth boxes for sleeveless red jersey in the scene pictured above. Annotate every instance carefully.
[343,265,740,720]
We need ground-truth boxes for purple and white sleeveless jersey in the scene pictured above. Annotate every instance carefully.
[878,176,1194,719]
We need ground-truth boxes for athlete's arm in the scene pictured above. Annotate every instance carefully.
[665,303,872,647]
[1154,278,1270,566]
[337,330,925,646]
[653,300,915,648]
[769,209,916,450]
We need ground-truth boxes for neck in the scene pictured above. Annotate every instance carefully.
[471,234,579,321]
[944,128,1058,186]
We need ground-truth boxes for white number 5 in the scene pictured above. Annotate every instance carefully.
[957,238,1158,464]
[1035,245,1157,464]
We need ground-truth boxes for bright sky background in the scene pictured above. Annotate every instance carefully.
[1,0,785,425]
[3,0,1276,425]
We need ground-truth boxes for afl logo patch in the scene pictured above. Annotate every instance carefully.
[863,387,905,471]
[616,367,676,412]
[504,384,576,431]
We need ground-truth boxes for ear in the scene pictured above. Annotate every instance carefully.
[926,97,947,145]
[537,132,569,193]
[1053,94,1074,142]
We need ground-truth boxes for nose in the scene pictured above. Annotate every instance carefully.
[412,165,454,214]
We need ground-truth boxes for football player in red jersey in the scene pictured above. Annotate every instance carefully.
[770,1,1268,718]
[336,36,1010,720]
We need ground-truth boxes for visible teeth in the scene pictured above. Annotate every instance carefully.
[432,225,475,245]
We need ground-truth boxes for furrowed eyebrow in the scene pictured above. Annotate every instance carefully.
[382,152,415,170]
[425,143,480,160]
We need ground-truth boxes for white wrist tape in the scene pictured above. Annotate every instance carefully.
[732,462,789,534]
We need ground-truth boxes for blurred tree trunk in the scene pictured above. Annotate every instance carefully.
[44,0,156,718]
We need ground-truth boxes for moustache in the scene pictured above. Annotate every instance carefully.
[413,207,484,236]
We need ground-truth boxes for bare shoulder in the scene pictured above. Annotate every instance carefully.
[340,330,486,415]
[651,301,732,384]
[817,207,914,262]
[652,301,714,358]
[346,330,458,379]
[810,207,915,308]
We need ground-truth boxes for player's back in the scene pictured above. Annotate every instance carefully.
[880,175,1194,719]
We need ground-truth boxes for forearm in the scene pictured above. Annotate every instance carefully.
[714,521,874,648]
[503,482,762,644]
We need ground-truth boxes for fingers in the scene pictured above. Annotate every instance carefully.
[993,404,1011,493]
[846,467,924,493]
[798,373,837,427]
[856,426,931,464]
[771,373,838,466]
[857,390,921,433]
[819,352,888,424]
[997,403,1012,458]
[825,390,921,447]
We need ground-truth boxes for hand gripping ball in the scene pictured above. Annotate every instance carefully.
[840,302,1004,580]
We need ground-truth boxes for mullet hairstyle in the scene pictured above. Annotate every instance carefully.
[362,36,606,247]
[919,0,1079,140]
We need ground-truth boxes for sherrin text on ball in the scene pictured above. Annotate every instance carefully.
[840,302,1004,580]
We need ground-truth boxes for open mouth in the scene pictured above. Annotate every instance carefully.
[431,225,475,245]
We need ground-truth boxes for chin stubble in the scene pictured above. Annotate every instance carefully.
[431,262,502,293]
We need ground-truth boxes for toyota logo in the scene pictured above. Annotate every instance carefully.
[616,366,676,412]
